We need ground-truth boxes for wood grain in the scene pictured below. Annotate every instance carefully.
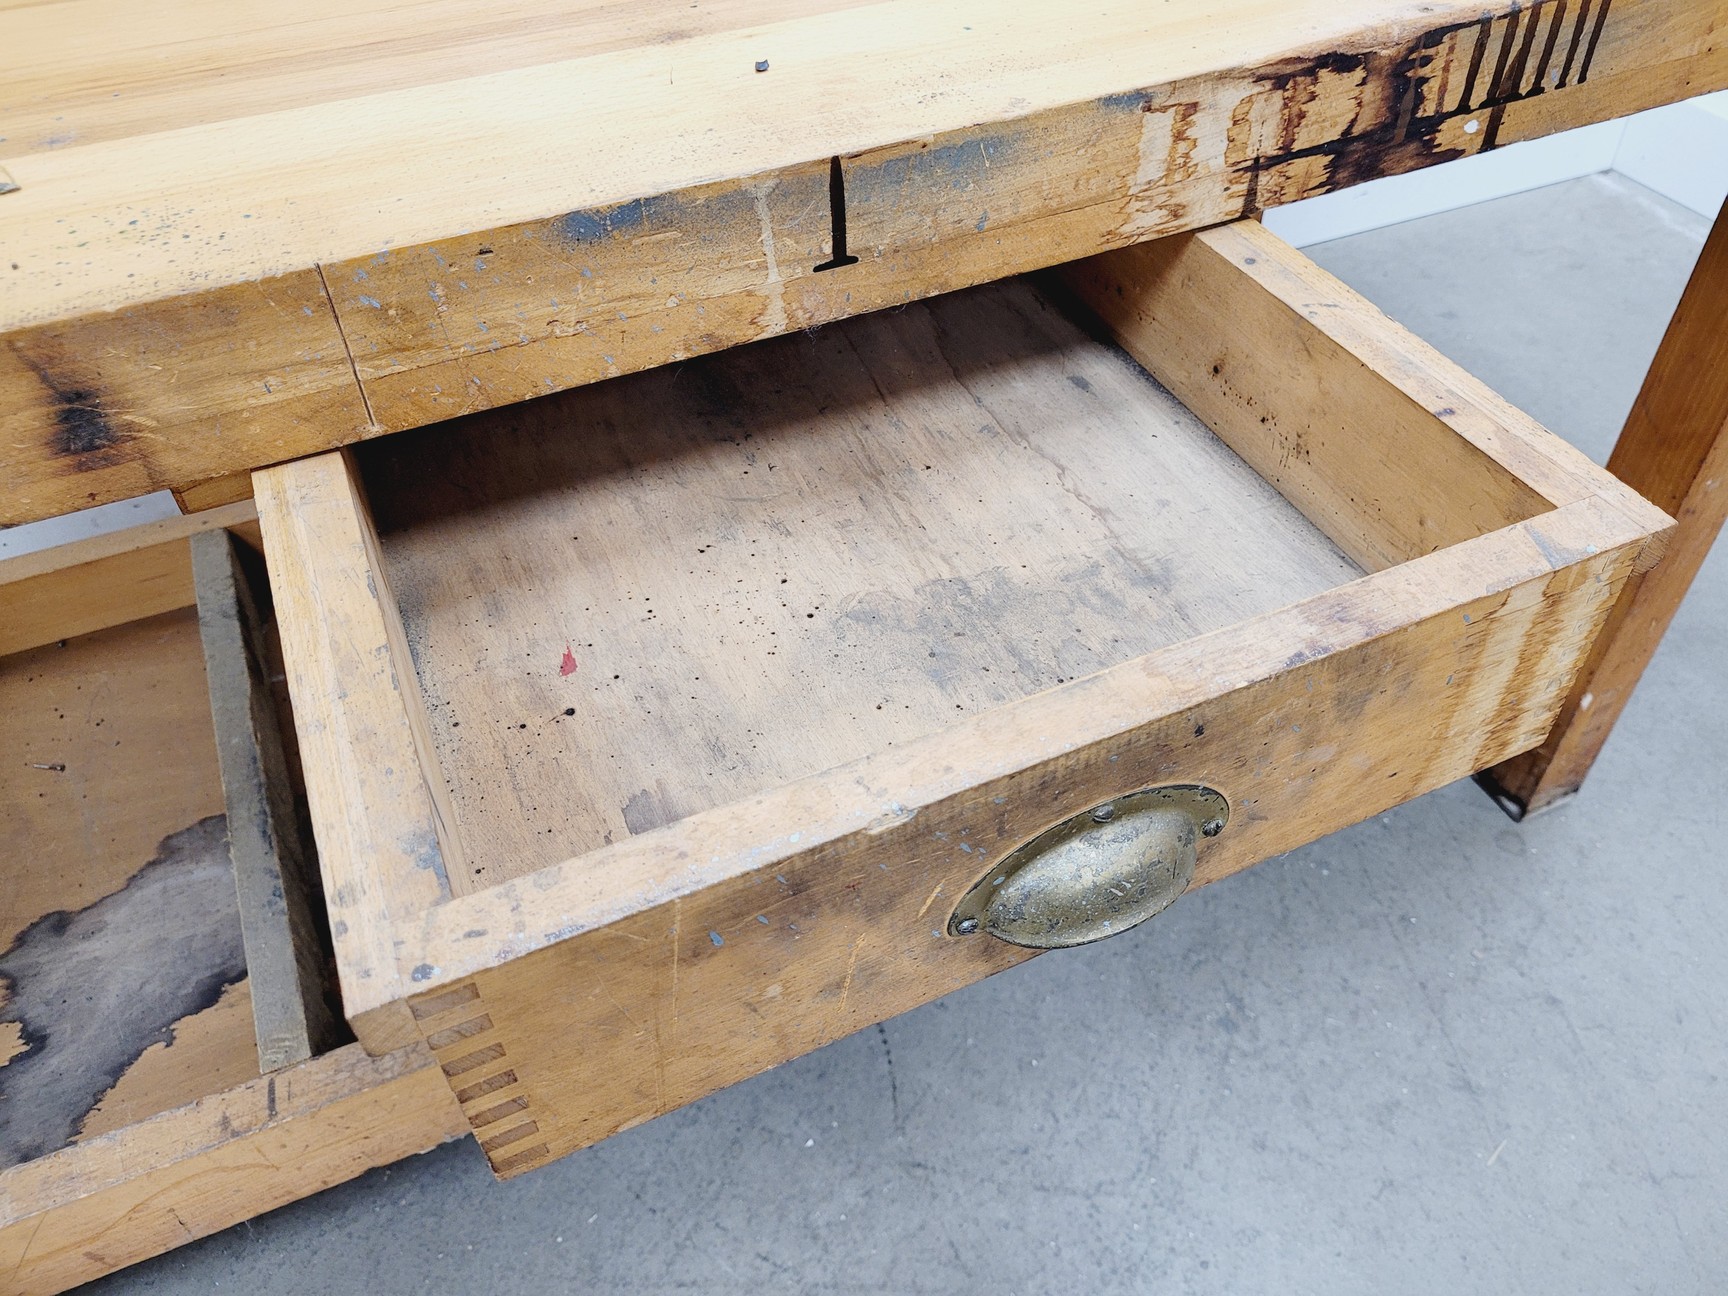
[173,471,258,514]
[193,530,341,1071]
[72,982,256,1143]
[0,274,373,525]
[411,495,1652,1175]
[0,516,465,1293]
[1057,221,1631,567]
[1482,194,1728,815]
[254,454,457,1053]
[4,0,1723,521]
[357,275,1361,890]
[257,225,1669,1173]
[0,1042,467,1296]
[0,611,257,1168]
[0,500,257,657]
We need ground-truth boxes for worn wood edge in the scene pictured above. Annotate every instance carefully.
[1477,497,1688,818]
[0,502,259,657]
[1482,192,1728,815]
[6,0,1717,327]
[0,0,1552,325]
[254,453,460,1051]
[4,1,1722,526]
[340,449,473,897]
[0,500,256,588]
[0,1042,466,1294]
[173,471,257,514]
[415,499,1653,1175]
[1194,221,1639,513]
[389,493,1658,1006]
[192,530,342,1072]
[1482,425,1720,815]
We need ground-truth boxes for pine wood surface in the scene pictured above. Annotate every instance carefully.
[1482,195,1728,814]
[255,224,1671,1171]
[0,610,258,1169]
[0,500,258,657]
[4,0,1724,521]
[0,1041,468,1296]
[356,275,1363,893]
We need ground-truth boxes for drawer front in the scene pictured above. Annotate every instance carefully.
[405,514,1637,1175]
[257,222,1669,1177]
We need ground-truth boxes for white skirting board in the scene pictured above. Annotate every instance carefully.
[1265,90,1728,248]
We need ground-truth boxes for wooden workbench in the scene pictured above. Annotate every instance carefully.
[3,1,1725,1289]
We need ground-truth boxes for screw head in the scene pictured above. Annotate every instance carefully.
[1090,803,1116,823]
[954,916,981,935]
[1201,818,1225,838]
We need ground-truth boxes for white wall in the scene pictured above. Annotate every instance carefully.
[1266,90,1728,248]
[1614,92,1728,222]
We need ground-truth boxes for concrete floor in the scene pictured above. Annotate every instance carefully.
[96,174,1725,1294]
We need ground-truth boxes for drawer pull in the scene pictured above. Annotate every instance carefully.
[948,786,1228,949]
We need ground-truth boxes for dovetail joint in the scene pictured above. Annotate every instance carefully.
[416,980,553,1176]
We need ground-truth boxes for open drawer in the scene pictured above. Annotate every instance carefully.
[0,513,465,1295]
[256,221,1670,1179]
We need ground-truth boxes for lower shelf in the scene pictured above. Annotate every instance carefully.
[0,509,467,1295]
[0,1043,465,1296]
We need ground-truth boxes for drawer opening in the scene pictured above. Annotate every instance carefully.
[256,220,1667,1174]
[330,219,1569,896]
[0,517,347,1175]
[354,271,1368,891]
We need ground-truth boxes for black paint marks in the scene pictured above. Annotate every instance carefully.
[813,156,860,273]
[1242,0,1615,208]
[0,815,246,1169]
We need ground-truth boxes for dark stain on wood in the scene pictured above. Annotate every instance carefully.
[0,815,245,1169]
[12,347,128,464]
[622,782,681,836]
[49,382,121,458]
[1241,0,1613,207]
[547,188,754,249]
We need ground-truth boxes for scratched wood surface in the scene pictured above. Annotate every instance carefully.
[256,224,1670,1172]
[0,610,260,1169]
[0,1041,468,1296]
[409,497,1650,1175]
[4,0,1724,521]
[356,275,1364,892]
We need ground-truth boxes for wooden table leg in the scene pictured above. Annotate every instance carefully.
[1481,194,1728,818]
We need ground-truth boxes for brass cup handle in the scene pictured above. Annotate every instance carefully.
[946,785,1228,949]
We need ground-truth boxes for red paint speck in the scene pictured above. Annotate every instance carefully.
[560,645,578,676]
